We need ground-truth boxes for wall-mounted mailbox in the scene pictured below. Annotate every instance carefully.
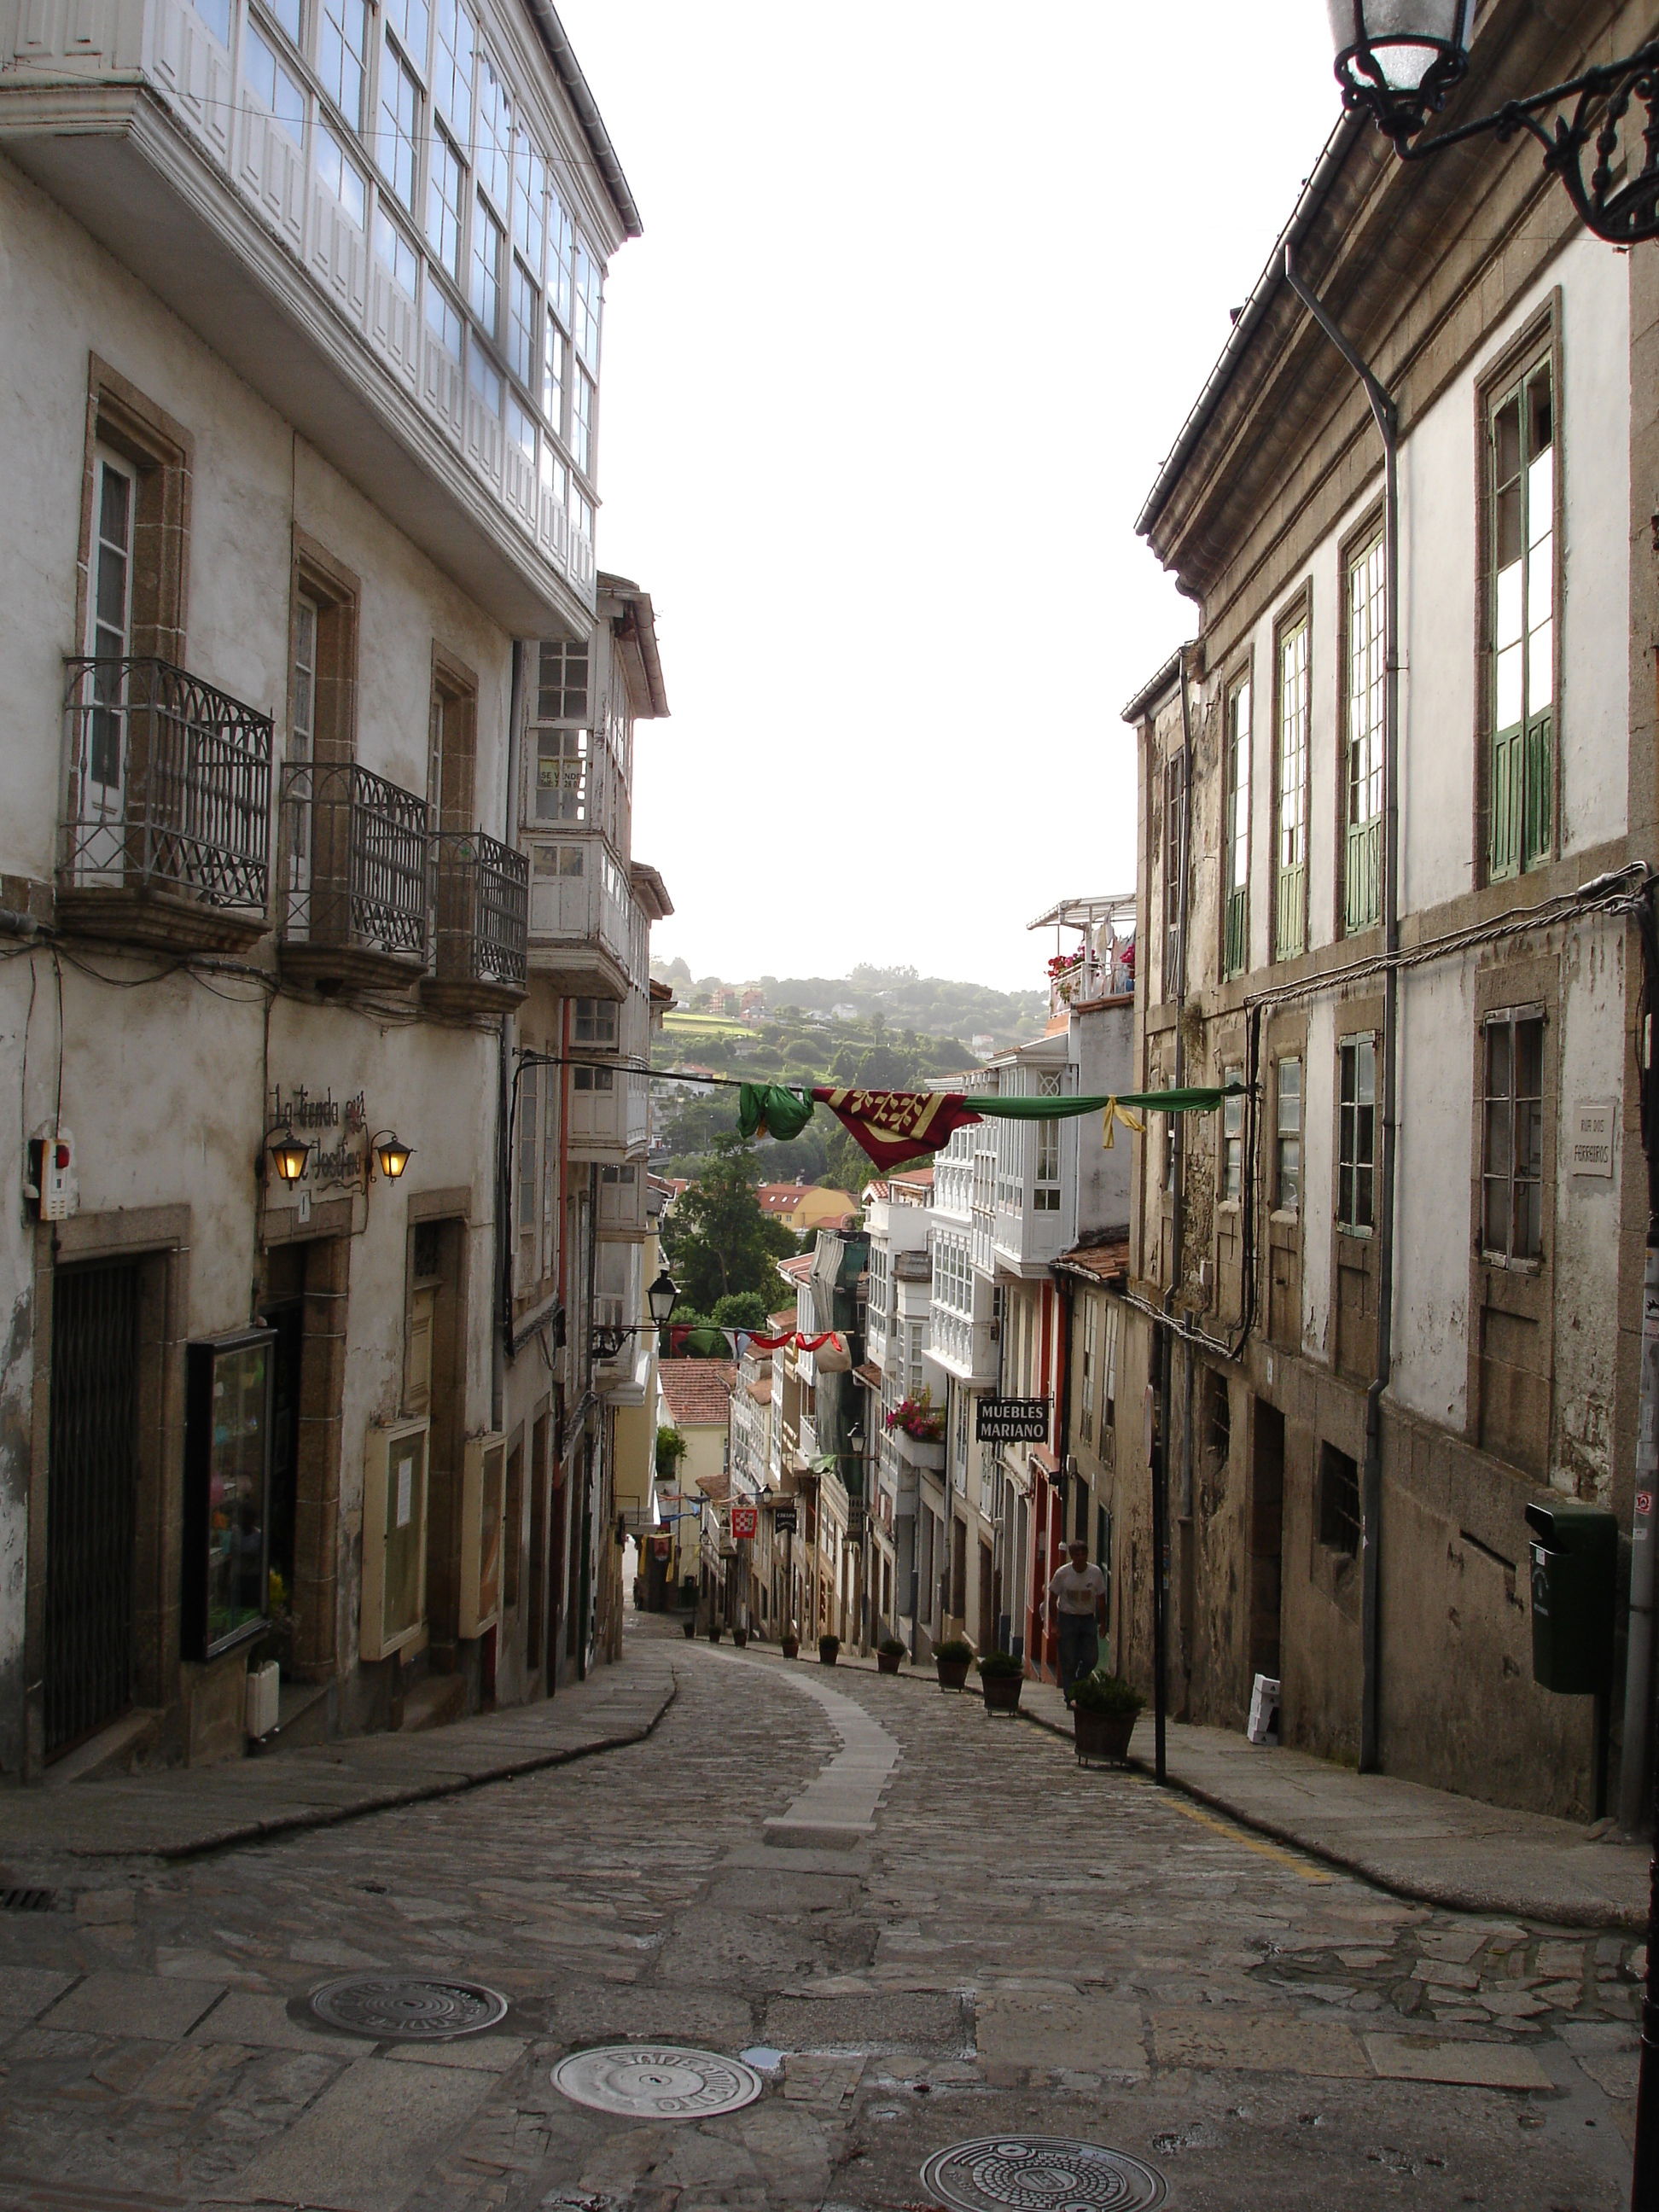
[1524,1499,1616,1696]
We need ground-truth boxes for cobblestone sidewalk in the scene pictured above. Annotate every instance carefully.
[0,1651,677,1871]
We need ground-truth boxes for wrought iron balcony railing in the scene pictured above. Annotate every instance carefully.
[278,760,430,982]
[428,828,528,1011]
[61,658,272,943]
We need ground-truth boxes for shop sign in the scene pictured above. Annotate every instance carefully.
[773,1504,798,1534]
[271,1083,368,1189]
[975,1397,1050,1444]
[649,1534,672,1558]
[1571,1098,1615,1176]
[731,1504,759,1540]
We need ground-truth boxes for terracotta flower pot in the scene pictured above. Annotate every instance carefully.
[876,1650,902,1674]
[1074,1706,1138,1764]
[981,1673,1023,1715]
[935,1657,971,1691]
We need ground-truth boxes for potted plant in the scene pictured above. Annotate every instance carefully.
[876,1637,905,1675]
[781,1623,800,1660]
[707,1621,723,1643]
[732,1625,748,1648]
[818,1633,840,1666]
[977,1649,1024,1714]
[1071,1671,1144,1764]
[934,1637,973,1691]
[681,1616,696,1639]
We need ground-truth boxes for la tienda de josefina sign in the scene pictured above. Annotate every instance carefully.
[975,1398,1050,1445]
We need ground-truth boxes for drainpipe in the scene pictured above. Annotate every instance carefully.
[1284,247,1400,1775]
[1151,645,1196,1784]
[492,641,523,1431]
[1622,885,1659,1837]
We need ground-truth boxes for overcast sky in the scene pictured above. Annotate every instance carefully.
[556,2,1343,992]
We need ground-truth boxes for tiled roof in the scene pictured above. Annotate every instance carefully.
[853,1360,882,1390]
[658,1360,736,1427]
[889,1167,934,1190]
[1056,1237,1131,1285]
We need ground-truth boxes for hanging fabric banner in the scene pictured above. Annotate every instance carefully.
[808,1087,984,1171]
[800,1082,1243,1168]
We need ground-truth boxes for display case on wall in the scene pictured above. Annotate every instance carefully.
[362,1417,430,1660]
[458,1432,506,1639]
[183,1328,276,1662]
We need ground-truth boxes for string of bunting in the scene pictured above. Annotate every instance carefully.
[735,1080,1243,1170]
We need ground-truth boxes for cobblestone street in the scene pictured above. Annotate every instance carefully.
[0,1622,1639,2211]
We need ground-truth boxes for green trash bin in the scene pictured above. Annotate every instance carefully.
[1523,1499,1616,1696]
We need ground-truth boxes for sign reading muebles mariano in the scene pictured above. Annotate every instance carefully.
[975,1399,1050,1445]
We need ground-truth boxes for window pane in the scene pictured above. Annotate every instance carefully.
[475,48,510,210]
[317,120,365,224]
[541,314,568,434]
[375,207,417,292]
[386,0,426,68]
[427,129,464,278]
[317,0,365,128]
[470,199,502,332]
[376,34,418,207]
[432,0,473,131]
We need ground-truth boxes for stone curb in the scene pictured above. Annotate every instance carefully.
[712,1638,1641,1933]
[49,1674,679,1864]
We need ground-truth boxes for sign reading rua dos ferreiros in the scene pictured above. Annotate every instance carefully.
[975,1398,1050,1444]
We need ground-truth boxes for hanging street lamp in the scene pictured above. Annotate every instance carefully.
[1328,0,1659,242]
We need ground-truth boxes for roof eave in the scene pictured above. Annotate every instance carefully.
[522,0,643,240]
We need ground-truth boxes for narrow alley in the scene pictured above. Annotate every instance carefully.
[0,1617,1633,2211]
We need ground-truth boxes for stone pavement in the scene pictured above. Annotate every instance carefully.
[0,1655,677,1870]
[0,1610,1644,2209]
[809,1641,1650,1930]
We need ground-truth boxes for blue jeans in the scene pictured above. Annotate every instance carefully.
[1057,1615,1100,1697]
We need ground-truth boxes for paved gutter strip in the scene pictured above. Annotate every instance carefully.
[716,1640,1644,1931]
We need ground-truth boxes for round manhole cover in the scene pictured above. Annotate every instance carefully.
[550,2044,765,2118]
[308,1976,509,2040]
[920,2136,1167,2212]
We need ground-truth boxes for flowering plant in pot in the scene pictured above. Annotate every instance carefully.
[876,1636,905,1675]
[934,1636,973,1691]
[818,1633,841,1666]
[1071,1670,1144,1763]
[884,1390,945,1444]
[976,1648,1024,1714]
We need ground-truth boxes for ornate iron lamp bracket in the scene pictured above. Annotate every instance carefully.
[1363,41,1659,243]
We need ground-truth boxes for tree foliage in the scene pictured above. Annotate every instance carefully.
[662,1132,798,1313]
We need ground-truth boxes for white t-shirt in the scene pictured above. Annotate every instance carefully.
[1048,1562,1106,1615]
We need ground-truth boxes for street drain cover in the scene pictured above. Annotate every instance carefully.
[920,2137,1167,2212]
[308,1975,509,2040]
[551,2044,765,2118]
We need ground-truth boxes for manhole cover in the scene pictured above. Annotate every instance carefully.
[551,2044,765,2118]
[920,2136,1166,2212]
[308,1976,509,2040]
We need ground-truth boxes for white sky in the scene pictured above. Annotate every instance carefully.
[556,2,1343,992]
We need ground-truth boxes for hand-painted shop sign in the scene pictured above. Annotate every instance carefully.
[271,1085,368,1188]
[975,1398,1050,1444]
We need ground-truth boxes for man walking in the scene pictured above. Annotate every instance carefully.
[1047,1538,1108,1703]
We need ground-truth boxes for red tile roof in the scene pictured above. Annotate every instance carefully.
[658,1360,736,1427]
[1056,1237,1131,1285]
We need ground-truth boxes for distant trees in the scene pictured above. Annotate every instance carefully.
[662,1132,798,1313]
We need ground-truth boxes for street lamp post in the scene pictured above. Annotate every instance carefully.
[1328,0,1659,242]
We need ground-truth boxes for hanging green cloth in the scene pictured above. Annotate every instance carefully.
[736,1083,816,1142]
[973,1082,1243,1121]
